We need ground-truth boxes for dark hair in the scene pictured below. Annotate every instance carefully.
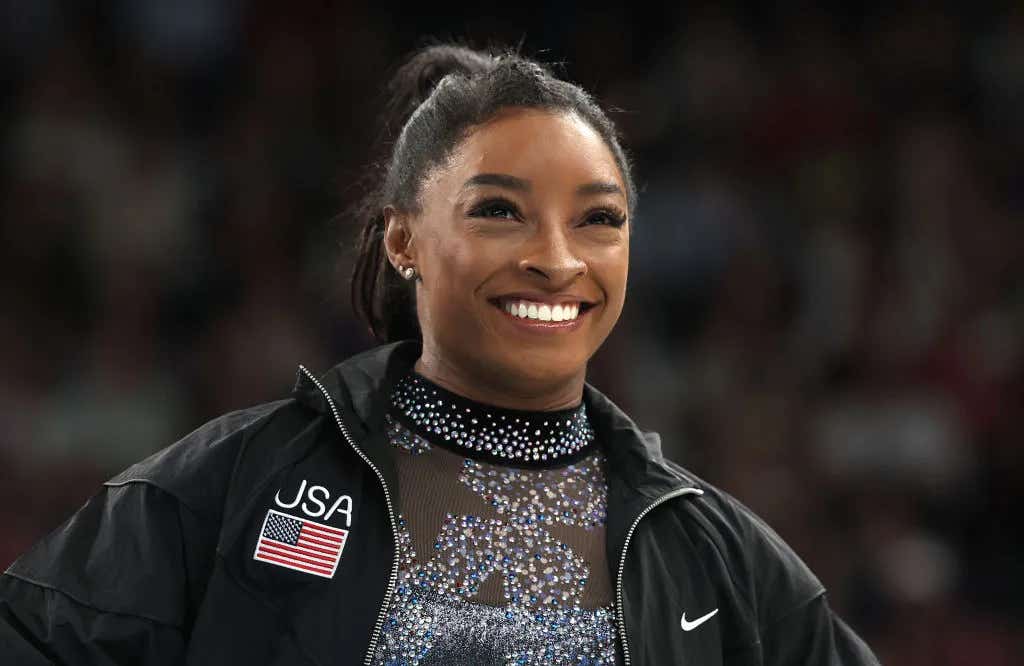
[350,44,636,342]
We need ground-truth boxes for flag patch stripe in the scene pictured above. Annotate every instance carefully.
[253,509,348,579]
[303,522,345,537]
[255,551,334,576]
[301,532,344,547]
[257,543,335,570]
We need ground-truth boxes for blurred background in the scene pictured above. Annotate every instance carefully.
[1,2,1022,663]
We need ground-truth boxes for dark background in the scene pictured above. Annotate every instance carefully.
[2,2,1022,663]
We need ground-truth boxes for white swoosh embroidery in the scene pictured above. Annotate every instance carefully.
[680,608,718,631]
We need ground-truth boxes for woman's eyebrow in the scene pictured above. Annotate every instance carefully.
[462,173,530,191]
[576,181,624,197]
[462,173,624,197]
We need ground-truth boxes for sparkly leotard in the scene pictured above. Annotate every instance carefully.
[371,373,619,665]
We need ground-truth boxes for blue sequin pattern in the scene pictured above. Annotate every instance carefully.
[374,417,618,665]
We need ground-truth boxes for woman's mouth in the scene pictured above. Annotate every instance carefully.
[488,297,596,330]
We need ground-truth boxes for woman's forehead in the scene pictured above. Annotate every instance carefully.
[436,109,627,196]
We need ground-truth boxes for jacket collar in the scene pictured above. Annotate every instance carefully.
[292,340,700,559]
[580,381,700,557]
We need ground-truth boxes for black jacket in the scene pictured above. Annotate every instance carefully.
[1,341,879,665]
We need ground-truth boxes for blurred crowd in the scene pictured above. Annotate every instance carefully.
[2,3,1022,663]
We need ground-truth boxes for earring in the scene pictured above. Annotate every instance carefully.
[401,266,417,281]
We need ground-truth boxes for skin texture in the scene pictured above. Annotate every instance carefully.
[384,108,630,410]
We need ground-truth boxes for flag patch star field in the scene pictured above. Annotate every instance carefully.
[253,509,348,578]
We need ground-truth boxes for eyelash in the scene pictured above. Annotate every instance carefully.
[468,198,627,228]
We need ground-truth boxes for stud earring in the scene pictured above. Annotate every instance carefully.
[401,266,417,281]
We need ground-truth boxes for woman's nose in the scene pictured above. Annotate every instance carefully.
[517,225,587,285]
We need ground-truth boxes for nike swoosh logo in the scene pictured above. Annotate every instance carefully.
[680,608,718,631]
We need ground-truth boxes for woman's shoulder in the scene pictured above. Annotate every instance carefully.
[658,459,878,663]
[661,458,827,611]
[104,397,314,522]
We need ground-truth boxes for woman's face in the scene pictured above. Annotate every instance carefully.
[389,108,629,397]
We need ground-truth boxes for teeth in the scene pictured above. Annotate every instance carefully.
[502,299,582,321]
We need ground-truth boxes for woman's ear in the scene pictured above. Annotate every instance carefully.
[383,205,415,272]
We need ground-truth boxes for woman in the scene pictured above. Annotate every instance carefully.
[0,45,878,665]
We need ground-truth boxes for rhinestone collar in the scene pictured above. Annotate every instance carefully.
[387,372,596,466]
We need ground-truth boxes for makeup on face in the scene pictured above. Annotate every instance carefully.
[409,109,630,401]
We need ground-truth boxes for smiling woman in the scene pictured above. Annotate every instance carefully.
[383,108,630,408]
[0,45,879,666]
[351,47,636,411]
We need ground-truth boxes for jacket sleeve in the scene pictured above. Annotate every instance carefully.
[0,481,218,665]
[759,590,879,665]
[712,489,880,665]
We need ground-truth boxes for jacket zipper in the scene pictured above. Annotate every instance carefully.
[299,366,399,666]
[614,486,704,666]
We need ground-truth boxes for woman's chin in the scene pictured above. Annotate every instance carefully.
[489,351,587,391]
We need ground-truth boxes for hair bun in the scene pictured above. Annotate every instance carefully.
[386,45,496,128]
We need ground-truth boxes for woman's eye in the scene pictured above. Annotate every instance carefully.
[584,209,627,228]
[470,201,520,220]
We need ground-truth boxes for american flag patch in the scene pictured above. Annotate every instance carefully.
[253,509,348,578]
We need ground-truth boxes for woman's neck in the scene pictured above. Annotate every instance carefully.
[413,352,585,412]
[387,370,596,466]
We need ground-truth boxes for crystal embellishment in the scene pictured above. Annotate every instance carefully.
[374,419,616,664]
[388,373,596,464]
